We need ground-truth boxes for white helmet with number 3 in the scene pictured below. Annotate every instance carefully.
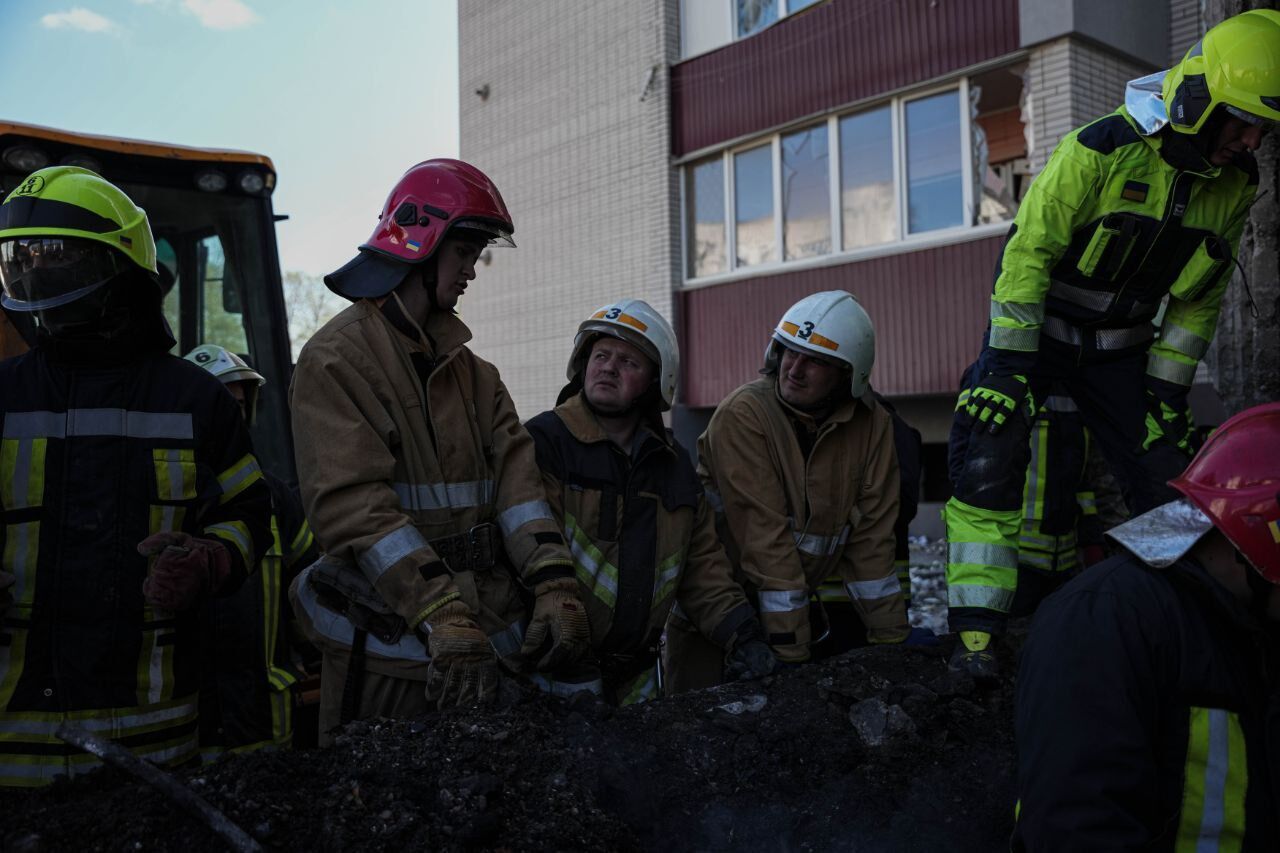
[764,290,876,399]
[568,298,679,410]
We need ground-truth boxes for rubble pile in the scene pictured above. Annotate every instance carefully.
[0,632,1017,853]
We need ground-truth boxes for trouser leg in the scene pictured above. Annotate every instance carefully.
[661,613,726,695]
[1068,354,1187,515]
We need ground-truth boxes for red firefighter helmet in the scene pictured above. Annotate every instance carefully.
[325,159,514,300]
[1171,401,1280,582]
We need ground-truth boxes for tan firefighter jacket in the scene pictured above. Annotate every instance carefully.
[289,299,572,674]
[525,393,756,702]
[698,377,907,660]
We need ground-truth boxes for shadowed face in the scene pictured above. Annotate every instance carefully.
[777,344,846,409]
[432,236,485,312]
[584,335,654,414]
[1208,114,1265,166]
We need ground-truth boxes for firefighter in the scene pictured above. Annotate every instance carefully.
[1014,401,1280,849]
[0,167,272,786]
[184,344,318,755]
[815,394,922,656]
[945,10,1280,679]
[288,159,589,743]
[524,299,775,703]
[696,291,916,665]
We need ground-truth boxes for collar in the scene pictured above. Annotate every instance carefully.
[368,296,472,359]
[1120,106,1221,177]
[771,378,864,430]
[555,391,671,457]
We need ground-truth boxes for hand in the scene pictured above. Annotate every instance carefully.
[0,570,14,611]
[725,638,778,681]
[1143,381,1193,454]
[423,599,499,710]
[960,374,1030,435]
[519,577,590,671]
[137,531,231,611]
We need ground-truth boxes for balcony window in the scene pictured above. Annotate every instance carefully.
[734,143,776,267]
[686,157,727,278]
[905,91,964,234]
[782,124,830,260]
[736,0,779,38]
[839,106,895,249]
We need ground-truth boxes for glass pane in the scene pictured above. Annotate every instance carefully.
[781,124,830,260]
[200,234,249,354]
[789,0,821,11]
[686,158,726,278]
[737,0,778,37]
[734,144,776,268]
[839,107,896,249]
[156,237,181,347]
[906,90,963,233]
[971,64,1028,225]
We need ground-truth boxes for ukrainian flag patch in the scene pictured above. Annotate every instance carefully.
[405,240,421,252]
[1269,518,1280,544]
[1121,181,1148,203]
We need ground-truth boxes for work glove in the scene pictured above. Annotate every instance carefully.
[137,531,232,611]
[0,570,14,612]
[960,373,1031,436]
[422,599,499,710]
[724,618,778,681]
[519,577,590,671]
[1142,378,1194,455]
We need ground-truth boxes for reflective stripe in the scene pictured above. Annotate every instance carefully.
[1042,317,1152,351]
[529,672,605,699]
[357,525,430,582]
[845,574,900,601]
[0,700,199,737]
[1161,322,1210,360]
[1177,707,1247,851]
[1042,395,1078,412]
[618,668,659,706]
[1,437,46,508]
[2,409,193,439]
[990,298,1045,325]
[948,583,1015,611]
[2,521,39,609]
[948,541,1018,570]
[287,522,316,567]
[565,514,619,608]
[1048,279,1115,312]
[652,551,683,606]
[758,589,809,613]
[989,324,1040,351]
[1018,551,1054,571]
[1147,352,1198,386]
[793,524,850,557]
[1077,494,1097,513]
[488,619,526,659]
[205,520,252,568]
[497,499,554,537]
[293,564,430,661]
[393,479,494,511]
[1025,420,1047,521]
[217,453,262,505]
[148,504,185,536]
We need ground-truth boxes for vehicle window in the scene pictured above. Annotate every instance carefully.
[156,237,181,347]
[199,234,249,353]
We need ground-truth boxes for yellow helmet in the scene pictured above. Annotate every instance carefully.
[1163,9,1280,135]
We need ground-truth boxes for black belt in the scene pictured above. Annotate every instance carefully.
[429,522,502,572]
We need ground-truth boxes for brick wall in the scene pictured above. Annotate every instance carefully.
[1169,0,1203,66]
[457,0,680,420]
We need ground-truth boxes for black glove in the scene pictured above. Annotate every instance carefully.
[1143,377,1193,454]
[724,619,778,681]
[960,373,1030,435]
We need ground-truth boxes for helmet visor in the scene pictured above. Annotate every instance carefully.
[450,218,516,249]
[1223,104,1278,133]
[0,237,122,312]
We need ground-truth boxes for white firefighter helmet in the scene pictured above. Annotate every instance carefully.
[184,343,265,424]
[568,298,679,410]
[764,290,875,399]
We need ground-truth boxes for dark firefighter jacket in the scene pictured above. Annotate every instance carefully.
[987,106,1257,387]
[1015,554,1280,850]
[0,345,272,787]
[526,393,755,704]
[199,473,317,756]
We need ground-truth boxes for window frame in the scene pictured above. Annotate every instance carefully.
[679,74,1011,289]
[680,0,822,60]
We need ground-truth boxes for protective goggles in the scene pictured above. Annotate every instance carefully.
[0,236,122,312]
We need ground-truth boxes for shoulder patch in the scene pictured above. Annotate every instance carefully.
[1075,114,1141,156]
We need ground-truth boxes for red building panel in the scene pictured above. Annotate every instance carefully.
[671,0,1020,157]
[678,234,1006,407]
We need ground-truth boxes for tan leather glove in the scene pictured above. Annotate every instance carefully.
[422,599,498,710]
[519,576,590,671]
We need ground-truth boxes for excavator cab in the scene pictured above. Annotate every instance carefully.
[0,121,296,485]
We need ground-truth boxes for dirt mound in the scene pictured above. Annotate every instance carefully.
[1,638,1017,852]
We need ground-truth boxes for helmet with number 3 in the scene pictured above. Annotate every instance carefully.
[764,290,876,399]
[567,298,679,410]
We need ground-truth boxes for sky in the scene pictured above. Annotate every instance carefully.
[0,0,460,277]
